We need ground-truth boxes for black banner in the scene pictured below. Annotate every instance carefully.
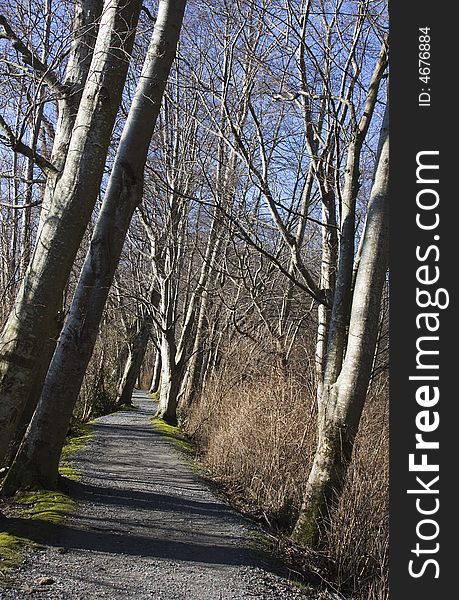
[390,1,456,597]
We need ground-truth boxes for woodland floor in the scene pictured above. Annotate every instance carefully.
[1,391,311,599]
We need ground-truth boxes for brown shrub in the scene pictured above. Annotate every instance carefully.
[185,343,388,599]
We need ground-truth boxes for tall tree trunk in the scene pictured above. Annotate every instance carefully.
[15,2,102,444]
[149,350,162,394]
[155,260,183,424]
[45,0,103,179]
[0,0,141,466]
[317,39,388,414]
[292,106,389,548]
[179,292,208,411]
[116,317,152,405]
[315,191,337,400]
[2,0,186,493]
[155,328,181,425]
[2,314,64,468]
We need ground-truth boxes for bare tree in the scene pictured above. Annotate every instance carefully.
[174,1,388,548]
[3,0,187,492]
[0,0,143,465]
[292,104,389,547]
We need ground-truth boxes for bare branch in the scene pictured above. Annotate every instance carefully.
[0,199,42,208]
[357,35,389,140]
[0,14,68,97]
[0,114,58,175]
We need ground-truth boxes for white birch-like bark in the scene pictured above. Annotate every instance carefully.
[318,40,388,412]
[149,350,162,395]
[292,105,389,548]
[2,0,104,469]
[116,317,153,406]
[156,328,181,424]
[0,0,142,466]
[2,0,186,492]
[315,190,337,400]
[155,232,185,424]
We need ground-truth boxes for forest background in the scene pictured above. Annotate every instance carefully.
[0,1,389,598]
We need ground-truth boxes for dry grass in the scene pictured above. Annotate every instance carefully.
[185,344,388,600]
[325,384,388,599]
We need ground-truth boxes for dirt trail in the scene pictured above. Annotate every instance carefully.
[1,391,310,599]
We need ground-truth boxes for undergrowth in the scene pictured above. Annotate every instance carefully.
[184,345,389,600]
[14,491,75,525]
[117,403,138,411]
[0,488,75,585]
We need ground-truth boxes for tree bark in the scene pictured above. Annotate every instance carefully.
[179,302,207,411]
[155,328,181,425]
[2,314,64,468]
[149,350,162,395]
[315,191,337,400]
[10,2,103,444]
[317,39,388,414]
[2,0,186,493]
[44,0,103,181]
[292,105,389,548]
[154,253,184,425]
[0,0,142,466]
[116,317,153,406]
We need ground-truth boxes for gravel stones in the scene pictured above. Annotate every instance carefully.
[1,391,310,599]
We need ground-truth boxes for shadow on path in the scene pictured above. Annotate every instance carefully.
[2,516,254,567]
[0,391,308,598]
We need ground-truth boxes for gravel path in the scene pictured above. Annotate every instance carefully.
[1,391,310,599]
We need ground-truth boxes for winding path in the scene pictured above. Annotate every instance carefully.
[2,391,309,599]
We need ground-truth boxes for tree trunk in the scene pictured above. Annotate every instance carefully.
[179,294,208,410]
[155,330,181,425]
[315,192,337,400]
[44,0,103,180]
[0,0,142,466]
[2,0,186,493]
[116,317,152,406]
[292,106,389,548]
[317,40,388,415]
[2,316,63,468]
[6,2,103,449]
[149,351,162,395]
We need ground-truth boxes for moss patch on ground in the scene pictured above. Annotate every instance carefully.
[0,532,26,585]
[1,421,93,584]
[14,491,76,525]
[59,421,94,482]
[117,403,138,411]
[150,417,194,457]
[0,489,74,585]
